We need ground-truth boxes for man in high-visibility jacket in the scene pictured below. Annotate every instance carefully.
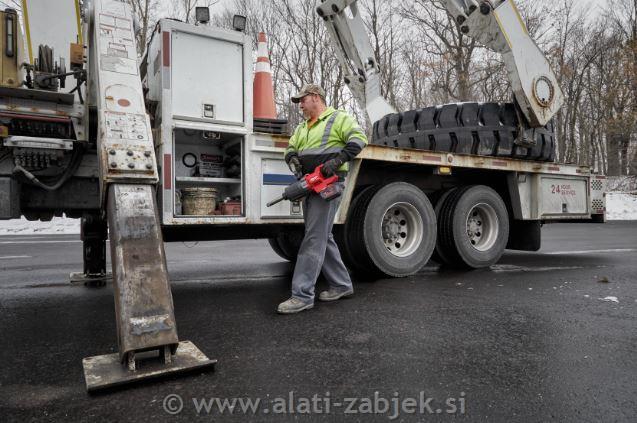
[277,84,368,314]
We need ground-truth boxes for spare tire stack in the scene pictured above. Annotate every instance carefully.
[372,102,556,162]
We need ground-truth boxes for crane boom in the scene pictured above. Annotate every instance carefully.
[316,0,396,123]
[317,0,564,134]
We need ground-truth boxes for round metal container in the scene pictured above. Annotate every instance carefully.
[181,187,218,215]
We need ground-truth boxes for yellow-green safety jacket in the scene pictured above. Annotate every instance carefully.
[284,107,368,176]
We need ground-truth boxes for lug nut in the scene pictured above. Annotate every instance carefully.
[146,164,153,170]
[109,149,116,155]
[128,163,135,169]
[110,162,117,168]
[127,150,133,156]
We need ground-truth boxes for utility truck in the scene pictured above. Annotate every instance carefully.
[0,0,605,390]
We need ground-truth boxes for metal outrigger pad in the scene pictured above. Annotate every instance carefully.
[79,0,216,393]
[81,185,216,392]
[82,341,216,392]
[69,272,112,287]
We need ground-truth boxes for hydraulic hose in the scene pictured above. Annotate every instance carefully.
[13,143,86,191]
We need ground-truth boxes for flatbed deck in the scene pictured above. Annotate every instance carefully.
[358,145,591,177]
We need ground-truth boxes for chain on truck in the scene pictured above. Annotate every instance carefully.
[0,0,608,391]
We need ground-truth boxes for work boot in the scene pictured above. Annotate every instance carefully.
[318,288,354,302]
[277,297,314,314]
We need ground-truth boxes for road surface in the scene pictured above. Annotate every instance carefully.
[0,222,635,422]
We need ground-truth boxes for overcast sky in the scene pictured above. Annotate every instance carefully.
[161,0,617,26]
[208,0,614,15]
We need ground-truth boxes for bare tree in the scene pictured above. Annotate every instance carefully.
[164,0,634,177]
[358,0,405,110]
[598,0,637,175]
[128,0,162,54]
[212,0,355,127]
[400,0,483,102]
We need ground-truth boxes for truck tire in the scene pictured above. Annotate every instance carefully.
[268,238,290,261]
[437,185,509,269]
[431,188,457,266]
[337,185,383,279]
[268,230,303,262]
[348,182,437,277]
[372,102,555,162]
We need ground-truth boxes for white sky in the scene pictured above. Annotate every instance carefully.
[205,0,614,18]
[160,0,617,26]
[226,1,610,11]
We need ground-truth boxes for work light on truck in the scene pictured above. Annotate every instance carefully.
[232,14,246,32]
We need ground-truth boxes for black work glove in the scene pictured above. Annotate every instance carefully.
[321,157,343,177]
[287,156,303,179]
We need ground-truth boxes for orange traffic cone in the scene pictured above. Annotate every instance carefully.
[253,32,278,120]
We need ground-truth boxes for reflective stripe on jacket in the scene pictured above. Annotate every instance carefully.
[284,107,367,174]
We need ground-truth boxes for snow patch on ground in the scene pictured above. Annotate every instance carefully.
[606,192,637,221]
[0,216,80,235]
[599,296,619,303]
[0,191,635,236]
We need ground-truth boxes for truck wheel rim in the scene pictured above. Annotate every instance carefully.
[465,203,498,252]
[381,202,423,257]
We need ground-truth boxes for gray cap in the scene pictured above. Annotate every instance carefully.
[291,84,326,103]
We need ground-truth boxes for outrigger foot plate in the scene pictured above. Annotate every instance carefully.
[69,272,112,287]
[82,341,216,392]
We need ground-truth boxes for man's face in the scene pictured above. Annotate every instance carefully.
[299,94,321,119]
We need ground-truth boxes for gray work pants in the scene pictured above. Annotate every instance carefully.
[291,187,353,304]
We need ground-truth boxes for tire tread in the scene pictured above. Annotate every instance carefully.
[372,102,556,162]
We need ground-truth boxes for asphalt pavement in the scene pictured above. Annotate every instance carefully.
[0,222,636,422]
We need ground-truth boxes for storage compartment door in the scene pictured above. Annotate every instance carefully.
[260,159,302,218]
[539,176,589,217]
[171,31,244,125]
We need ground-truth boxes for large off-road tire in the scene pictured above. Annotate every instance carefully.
[345,182,437,278]
[437,185,509,269]
[372,102,556,162]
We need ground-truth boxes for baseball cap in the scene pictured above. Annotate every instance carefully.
[291,84,326,103]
